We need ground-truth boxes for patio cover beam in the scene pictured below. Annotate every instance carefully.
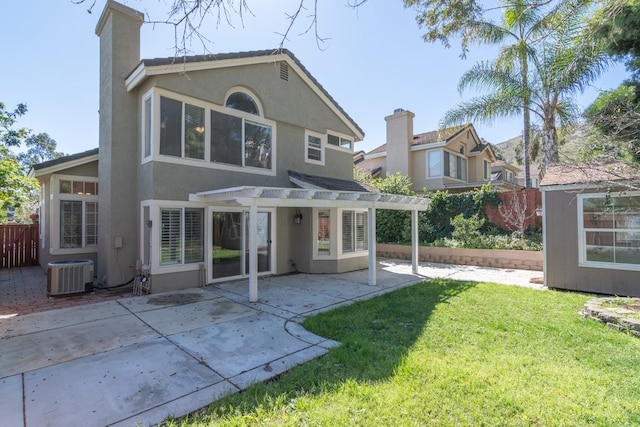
[190,186,430,302]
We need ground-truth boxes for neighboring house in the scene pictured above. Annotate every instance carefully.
[31,0,428,299]
[540,162,640,297]
[491,161,523,190]
[357,109,499,193]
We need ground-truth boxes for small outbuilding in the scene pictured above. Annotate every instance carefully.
[540,162,640,296]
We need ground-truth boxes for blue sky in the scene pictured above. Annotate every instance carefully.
[0,0,630,156]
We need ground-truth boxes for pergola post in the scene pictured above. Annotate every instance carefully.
[368,207,376,286]
[248,203,258,302]
[411,209,419,274]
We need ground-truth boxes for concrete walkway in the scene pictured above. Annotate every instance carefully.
[0,259,543,426]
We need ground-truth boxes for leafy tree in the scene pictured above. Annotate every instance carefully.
[585,0,640,163]
[0,102,41,222]
[583,85,640,161]
[591,0,640,80]
[17,133,66,171]
[0,145,38,220]
[0,101,29,147]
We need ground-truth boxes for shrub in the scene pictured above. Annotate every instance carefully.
[450,213,485,248]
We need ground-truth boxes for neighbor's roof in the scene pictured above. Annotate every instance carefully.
[288,170,376,193]
[125,49,364,140]
[365,124,492,157]
[540,161,640,187]
[29,148,99,178]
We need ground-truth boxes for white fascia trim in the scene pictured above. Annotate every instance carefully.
[412,141,446,151]
[540,183,627,192]
[32,154,99,178]
[364,151,386,160]
[125,62,147,91]
[126,55,288,92]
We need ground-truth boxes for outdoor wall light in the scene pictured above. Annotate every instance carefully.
[293,209,303,224]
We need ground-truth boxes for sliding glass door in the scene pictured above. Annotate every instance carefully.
[211,210,272,281]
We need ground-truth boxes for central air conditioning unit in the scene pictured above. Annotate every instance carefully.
[47,260,94,296]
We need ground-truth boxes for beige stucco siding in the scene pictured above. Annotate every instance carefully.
[467,156,486,183]
[544,189,640,296]
[410,149,427,192]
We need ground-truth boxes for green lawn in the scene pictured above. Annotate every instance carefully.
[165,279,640,426]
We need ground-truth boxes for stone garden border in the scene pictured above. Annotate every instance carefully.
[581,298,640,338]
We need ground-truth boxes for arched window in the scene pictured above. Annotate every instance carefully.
[226,92,259,115]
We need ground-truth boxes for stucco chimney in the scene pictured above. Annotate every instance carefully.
[95,1,143,285]
[385,108,414,177]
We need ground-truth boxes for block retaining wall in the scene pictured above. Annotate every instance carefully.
[377,244,543,272]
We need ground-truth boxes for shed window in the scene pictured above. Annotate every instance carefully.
[579,193,640,270]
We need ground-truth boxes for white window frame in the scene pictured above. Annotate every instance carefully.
[142,200,208,275]
[313,208,334,259]
[311,208,369,260]
[483,160,491,181]
[505,169,514,183]
[427,150,442,178]
[142,90,153,162]
[444,150,468,181]
[578,191,640,271]
[142,88,276,176]
[224,86,264,117]
[50,175,99,255]
[207,206,276,283]
[338,208,368,258]
[326,130,354,152]
[305,130,325,165]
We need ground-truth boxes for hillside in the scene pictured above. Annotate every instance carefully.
[493,127,586,166]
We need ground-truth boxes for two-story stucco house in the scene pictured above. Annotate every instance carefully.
[31,1,428,300]
[356,109,504,193]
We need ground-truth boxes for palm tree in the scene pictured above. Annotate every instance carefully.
[440,0,600,185]
[443,6,609,172]
[531,17,610,166]
[438,0,560,187]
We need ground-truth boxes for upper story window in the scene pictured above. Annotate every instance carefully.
[305,130,325,165]
[428,149,468,180]
[327,133,353,151]
[145,88,274,174]
[579,192,640,271]
[226,92,260,115]
[483,160,491,181]
[427,150,442,178]
[444,151,467,181]
[505,169,514,183]
[160,97,206,160]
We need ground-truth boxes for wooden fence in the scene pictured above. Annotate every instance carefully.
[0,224,39,268]
[484,189,542,231]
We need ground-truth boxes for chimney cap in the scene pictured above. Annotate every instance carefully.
[393,108,406,114]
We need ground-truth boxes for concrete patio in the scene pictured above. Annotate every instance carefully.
[0,259,543,426]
